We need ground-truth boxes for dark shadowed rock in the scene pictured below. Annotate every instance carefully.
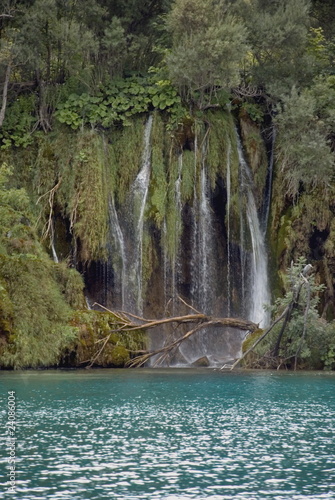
[192,356,210,367]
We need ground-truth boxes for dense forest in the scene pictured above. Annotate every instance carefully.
[1,0,335,370]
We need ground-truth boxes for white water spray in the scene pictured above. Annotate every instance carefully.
[50,222,58,263]
[108,198,127,309]
[191,138,215,314]
[130,114,153,313]
[236,132,270,327]
[226,142,232,317]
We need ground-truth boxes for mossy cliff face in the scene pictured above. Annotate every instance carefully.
[1,105,335,368]
[270,160,335,320]
[0,164,146,368]
[66,310,146,368]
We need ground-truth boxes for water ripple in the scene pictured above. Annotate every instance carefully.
[1,369,335,499]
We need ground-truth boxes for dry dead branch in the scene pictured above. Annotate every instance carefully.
[88,300,258,368]
[36,177,62,241]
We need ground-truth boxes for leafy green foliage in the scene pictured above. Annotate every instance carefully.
[237,0,313,96]
[249,257,334,369]
[0,163,83,368]
[275,84,335,197]
[320,332,335,370]
[55,75,185,130]
[239,102,264,123]
[0,95,37,149]
[166,0,248,108]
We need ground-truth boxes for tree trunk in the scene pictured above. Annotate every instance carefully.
[0,61,11,127]
[87,302,259,368]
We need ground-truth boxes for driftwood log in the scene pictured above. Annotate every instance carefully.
[89,268,313,371]
[89,299,258,368]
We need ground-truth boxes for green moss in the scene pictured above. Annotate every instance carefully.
[33,129,110,262]
[206,110,236,189]
[68,310,147,367]
[148,113,168,227]
[239,113,268,205]
[0,281,14,337]
[54,264,86,310]
[242,328,264,353]
[0,254,77,368]
[0,164,85,368]
[109,116,146,204]
[180,149,196,202]
[103,345,130,367]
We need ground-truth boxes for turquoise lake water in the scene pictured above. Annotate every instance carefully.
[1,369,335,499]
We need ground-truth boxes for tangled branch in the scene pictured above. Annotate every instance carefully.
[88,300,258,368]
[36,177,62,241]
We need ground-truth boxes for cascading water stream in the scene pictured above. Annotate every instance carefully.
[236,132,270,327]
[179,134,223,365]
[50,221,58,263]
[108,198,127,309]
[226,142,232,317]
[107,115,153,314]
[131,114,153,314]
[191,138,215,315]
[171,154,183,311]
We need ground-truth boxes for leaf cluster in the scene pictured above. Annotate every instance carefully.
[275,81,335,197]
[55,75,185,130]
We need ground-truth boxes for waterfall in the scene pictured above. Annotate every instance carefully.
[226,142,231,317]
[237,132,270,327]
[50,222,58,263]
[179,135,222,365]
[87,113,271,366]
[191,139,215,314]
[171,153,183,311]
[106,115,153,314]
[108,198,127,309]
[131,114,153,313]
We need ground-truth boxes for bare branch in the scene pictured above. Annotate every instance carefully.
[36,178,62,241]
[294,275,311,370]
[0,61,11,127]
[85,302,258,368]
[232,84,263,99]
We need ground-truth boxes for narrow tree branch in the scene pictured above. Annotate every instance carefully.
[0,61,11,127]
[294,275,311,370]
[86,302,258,368]
[36,177,62,241]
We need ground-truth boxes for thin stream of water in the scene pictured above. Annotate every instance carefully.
[237,132,270,327]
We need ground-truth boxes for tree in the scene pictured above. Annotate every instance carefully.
[311,0,335,40]
[274,83,335,198]
[0,0,17,127]
[165,0,248,109]
[236,0,312,98]
[232,258,328,370]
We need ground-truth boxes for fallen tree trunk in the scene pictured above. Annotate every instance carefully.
[88,302,258,368]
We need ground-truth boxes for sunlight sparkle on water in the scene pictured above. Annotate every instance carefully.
[1,369,335,499]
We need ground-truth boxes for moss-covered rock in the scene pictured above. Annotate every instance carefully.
[66,310,146,368]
